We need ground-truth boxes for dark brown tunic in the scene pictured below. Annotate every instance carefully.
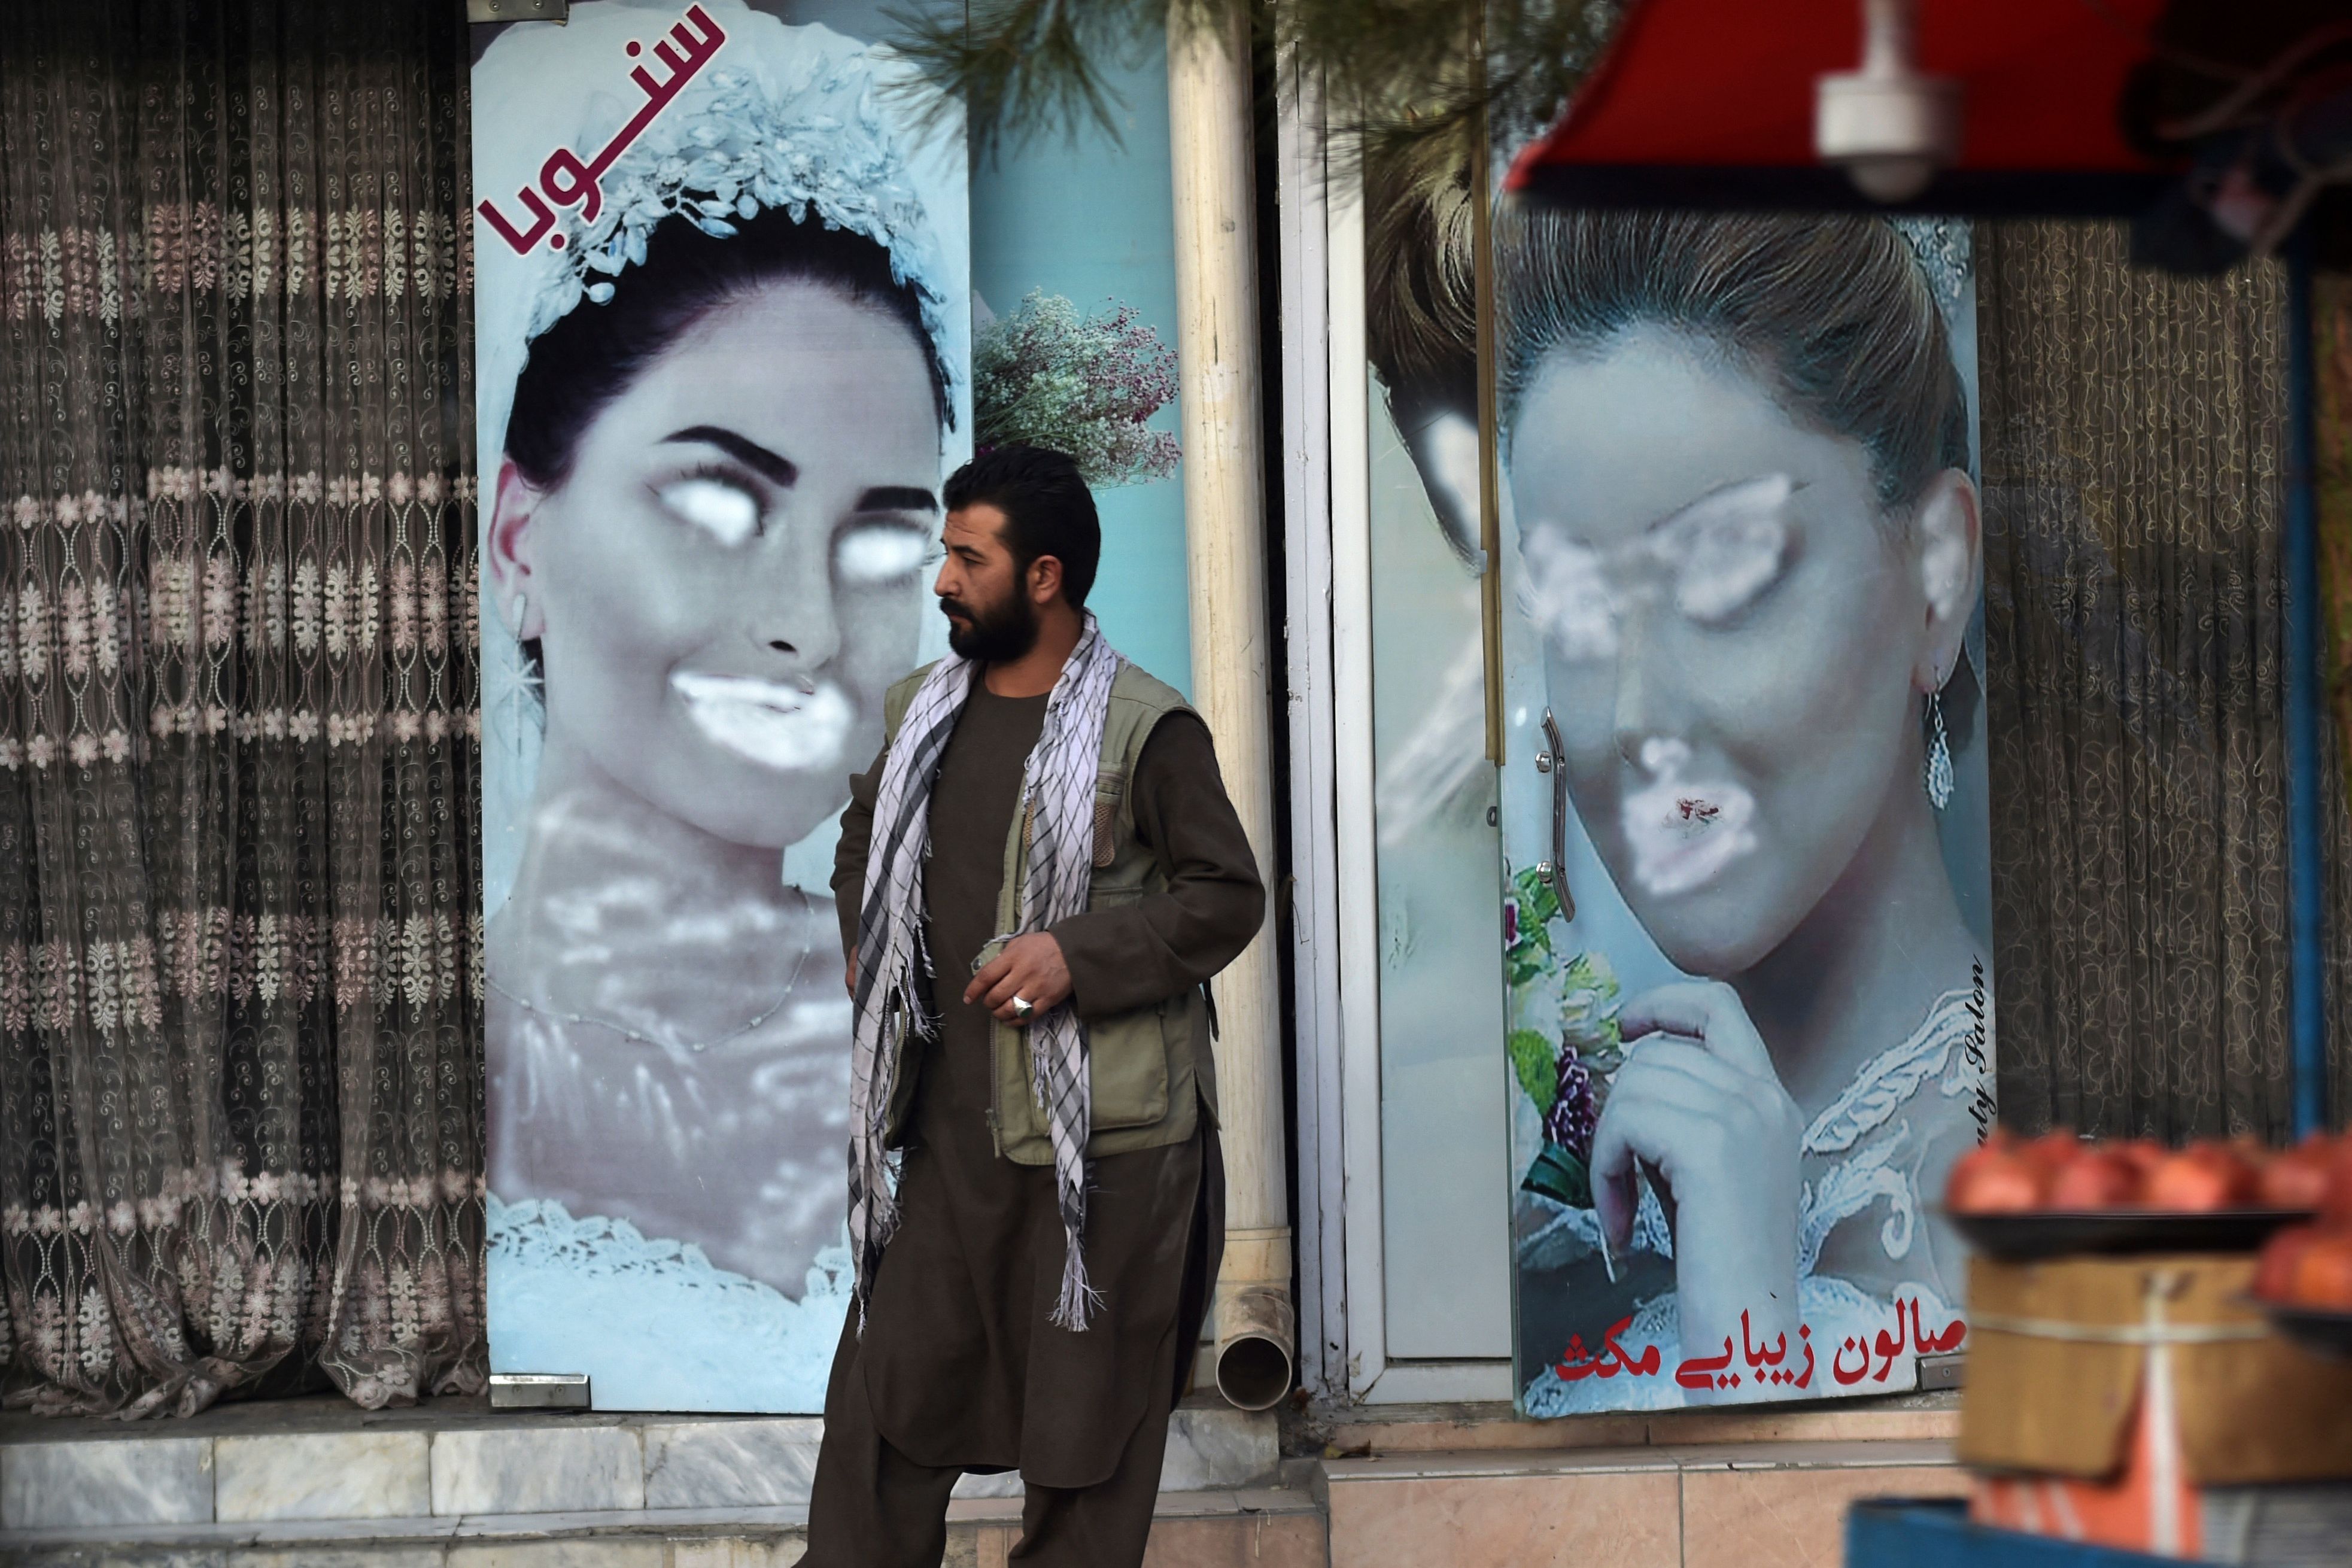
[828,682,1262,1487]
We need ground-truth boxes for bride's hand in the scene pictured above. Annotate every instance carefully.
[1590,980,1803,1367]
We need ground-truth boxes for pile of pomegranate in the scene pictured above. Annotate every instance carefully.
[1943,1127,2352,1311]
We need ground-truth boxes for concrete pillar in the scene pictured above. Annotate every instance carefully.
[1167,2,1293,1410]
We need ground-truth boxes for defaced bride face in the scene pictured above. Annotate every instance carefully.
[491,230,943,851]
[1498,215,1977,982]
[1511,329,1941,977]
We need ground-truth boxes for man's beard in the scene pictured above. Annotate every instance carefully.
[941,587,1040,663]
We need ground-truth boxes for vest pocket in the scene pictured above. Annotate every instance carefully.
[1092,769,1126,868]
[1086,996,1172,1131]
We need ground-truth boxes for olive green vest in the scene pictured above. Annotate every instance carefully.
[878,661,1219,1165]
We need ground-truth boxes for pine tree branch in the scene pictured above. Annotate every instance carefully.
[886,0,1623,163]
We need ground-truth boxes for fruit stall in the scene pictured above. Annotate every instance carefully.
[1849,1132,2352,1566]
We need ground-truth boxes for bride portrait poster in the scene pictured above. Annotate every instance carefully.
[470,0,971,1412]
[1494,209,1994,1413]
[1359,157,1995,1415]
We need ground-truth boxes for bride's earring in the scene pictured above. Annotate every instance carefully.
[1923,689,1954,810]
[503,593,545,757]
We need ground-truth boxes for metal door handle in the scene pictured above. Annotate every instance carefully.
[1537,709,1575,920]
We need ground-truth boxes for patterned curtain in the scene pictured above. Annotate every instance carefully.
[0,1,482,1416]
[1982,220,2352,1140]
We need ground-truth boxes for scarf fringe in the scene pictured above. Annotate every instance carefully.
[1048,1233,1105,1331]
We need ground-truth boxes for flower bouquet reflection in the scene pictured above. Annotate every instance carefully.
[1506,864,1624,1213]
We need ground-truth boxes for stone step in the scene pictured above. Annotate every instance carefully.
[0,1483,1328,1567]
[0,1394,1298,1566]
[0,1395,1276,1531]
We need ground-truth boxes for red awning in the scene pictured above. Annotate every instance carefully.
[1508,0,2183,213]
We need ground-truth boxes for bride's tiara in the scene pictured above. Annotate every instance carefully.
[521,60,958,417]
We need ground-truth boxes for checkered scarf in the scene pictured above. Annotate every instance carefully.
[847,615,1126,1331]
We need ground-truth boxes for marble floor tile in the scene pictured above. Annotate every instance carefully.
[237,1549,447,1568]
[432,1427,645,1517]
[950,1469,1025,1499]
[244,1514,457,1545]
[668,1536,810,1567]
[1160,1408,1279,1491]
[0,1438,214,1529]
[1681,1463,1968,1568]
[640,1421,823,1511]
[1326,1467,1681,1568]
[452,1506,803,1537]
[215,1430,431,1522]
[6,1549,232,1568]
[445,1539,667,1568]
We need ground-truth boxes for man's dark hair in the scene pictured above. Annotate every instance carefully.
[943,445,1102,609]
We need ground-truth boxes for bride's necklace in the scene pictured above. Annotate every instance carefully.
[488,888,818,1056]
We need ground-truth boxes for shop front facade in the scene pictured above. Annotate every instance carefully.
[2,4,2349,1564]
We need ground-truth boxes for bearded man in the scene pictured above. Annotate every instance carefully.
[804,445,1265,1567]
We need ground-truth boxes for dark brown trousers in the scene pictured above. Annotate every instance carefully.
[800,1315,1183,1566]
[801,1122,1222,1568]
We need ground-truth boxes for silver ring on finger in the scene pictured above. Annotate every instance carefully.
[1011,995,1035,1023]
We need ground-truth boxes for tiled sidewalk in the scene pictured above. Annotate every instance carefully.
[0,1393,1294,1566]
[0,1390,1965,1566]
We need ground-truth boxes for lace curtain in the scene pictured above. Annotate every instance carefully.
[0,0,482,1415]
[1982,221,2352,1139]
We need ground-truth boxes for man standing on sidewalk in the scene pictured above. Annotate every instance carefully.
[804,445,1265,1567]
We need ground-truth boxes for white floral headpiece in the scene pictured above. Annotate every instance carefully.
[524,70,955,425]
[527,62,956,421]
[472,1,968,466]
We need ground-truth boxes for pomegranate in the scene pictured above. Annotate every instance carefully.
[2290,1233,2352,1311]
[1947,1143,2047,1214]
[2049,1149,2143,1210]
[2144,1145,2260,1212]
[2256,1224,2317,1302]
[2260,1135,2338,1210]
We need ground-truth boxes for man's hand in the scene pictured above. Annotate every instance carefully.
[844,958,856,996]
[964,933,1074,1023]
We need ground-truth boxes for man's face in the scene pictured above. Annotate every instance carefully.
[935,502,1041,662]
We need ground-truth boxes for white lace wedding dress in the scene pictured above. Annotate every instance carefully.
[1521,985,1990,1415]
[487,1193,855,1412]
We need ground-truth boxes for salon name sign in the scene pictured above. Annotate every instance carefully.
[1552,1297,1968,1392]
[477,3,728,256]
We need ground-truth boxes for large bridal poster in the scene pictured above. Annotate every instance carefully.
[1357,159,1996,1414]
[1493,208,1995,1414]
[472,0,970,1412]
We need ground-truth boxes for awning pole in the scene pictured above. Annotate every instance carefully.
[2286,229,2329,1138]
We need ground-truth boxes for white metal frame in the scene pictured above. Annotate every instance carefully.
[1273,57,1346,1400]
[1275,73,1514,1408]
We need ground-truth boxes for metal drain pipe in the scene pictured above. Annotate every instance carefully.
[1168,0,1295,1412]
